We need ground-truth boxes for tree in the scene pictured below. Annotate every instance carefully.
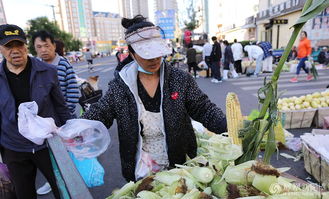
[184,0,200,31]
[25,17,82,55]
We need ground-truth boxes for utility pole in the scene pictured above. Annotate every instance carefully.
[50,5,56,22]
[45,4,56,22]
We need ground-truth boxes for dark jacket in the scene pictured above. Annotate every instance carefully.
[318,51,326,64]
[210,41,222,62]
[224,45,234,69]
[186,47,197,64]
[82,61,227,181]
[0,57,71,152]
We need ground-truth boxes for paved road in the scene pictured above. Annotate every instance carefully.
[38,56,329,198]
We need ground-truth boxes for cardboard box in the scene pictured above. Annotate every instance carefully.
[279,109,317,129]
[314,107,329,128]
[301,133,329,190]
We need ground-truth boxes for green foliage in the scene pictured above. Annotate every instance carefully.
[184,0,200,31]
[25,17,82,55]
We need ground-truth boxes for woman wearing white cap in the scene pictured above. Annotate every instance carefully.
[81,15,227,182]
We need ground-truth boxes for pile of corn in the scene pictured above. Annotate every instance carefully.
[106,93,327,199]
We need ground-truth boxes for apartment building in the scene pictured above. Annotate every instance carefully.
[56,0,96,48]
[93,11,124,52]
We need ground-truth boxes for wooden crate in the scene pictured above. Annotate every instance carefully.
[314,107,329,128]
[279,109,317,129]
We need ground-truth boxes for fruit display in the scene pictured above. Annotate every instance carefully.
[278,91,329,111]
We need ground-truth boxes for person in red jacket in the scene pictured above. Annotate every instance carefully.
[290,31,313,83]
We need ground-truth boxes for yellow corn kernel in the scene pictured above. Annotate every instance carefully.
[226,92,243,145]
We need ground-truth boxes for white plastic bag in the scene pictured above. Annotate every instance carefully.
[18,102,57,145]
[198,60,208,70]
[57,119,111,159]
[305,60,312,69]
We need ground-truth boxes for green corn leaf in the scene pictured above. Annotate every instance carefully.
[263,125,276,164]
[294,0,329,26]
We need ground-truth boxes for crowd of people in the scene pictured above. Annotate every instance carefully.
[182,29,328,83]
[184,36,273,82]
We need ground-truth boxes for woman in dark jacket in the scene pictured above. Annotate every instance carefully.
[223,40,239,80]
[186,42,199,78]
[81,15,227,182]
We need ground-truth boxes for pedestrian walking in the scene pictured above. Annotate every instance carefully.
[290,31,313,83]
[244,44,264,77]
[257,41,273,73]
[202,40,212,78]
[84,48,94,72]
[186,42,199,78]
[222,40,238,80]
[231,39,243,74]
[81,15,227,182]
[209,36,222,83]
[32,30,80,195]
[0,24,72,199]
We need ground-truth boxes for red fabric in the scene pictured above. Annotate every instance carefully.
[297,38,312,58]
[184,30,192,44]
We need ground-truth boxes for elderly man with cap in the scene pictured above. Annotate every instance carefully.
[0,24,71,199]
[81,15,227,182]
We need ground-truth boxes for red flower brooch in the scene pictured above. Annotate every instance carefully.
[171,92,179,100]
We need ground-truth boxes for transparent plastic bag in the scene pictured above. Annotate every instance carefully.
[17,101,56,145]
[57,119,110,159]
[135,152,161,180]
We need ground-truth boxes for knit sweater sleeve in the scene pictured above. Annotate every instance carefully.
[184,74,227,134]
[58,58,80,116]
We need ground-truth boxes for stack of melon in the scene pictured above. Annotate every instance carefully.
[278,91,329,111]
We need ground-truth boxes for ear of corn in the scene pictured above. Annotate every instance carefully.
[226,92,243,145]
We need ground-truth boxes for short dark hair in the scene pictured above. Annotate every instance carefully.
[211,36,217,41]
[234,39,237,43]
[301,31,308,37]
[223,40,229,46]
[187,42,193,48]
[31,30,55,46]
[54,39,65,56]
